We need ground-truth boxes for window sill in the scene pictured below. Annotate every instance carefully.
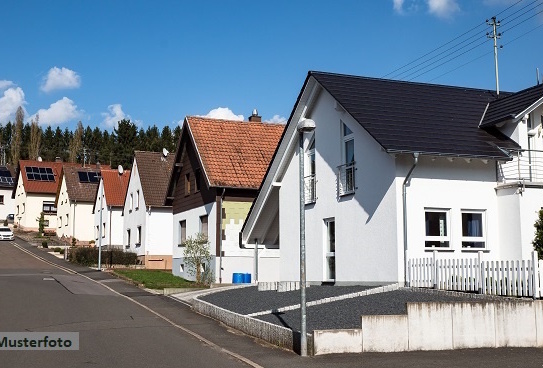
[424,248,455,252]
[461,249,490,253]
[135,243,141,247]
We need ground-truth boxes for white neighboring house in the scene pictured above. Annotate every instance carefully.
[166,114,284,283]
[93,168,130,248]
[123,151,174,269]
[0,165,16,222]
[56,165,105,243]
[242,71,543,285]
[13,160,63,232]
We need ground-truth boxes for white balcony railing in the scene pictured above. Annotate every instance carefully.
[304,175,316,204]
[338,162,356,196]
[497,149,543,184]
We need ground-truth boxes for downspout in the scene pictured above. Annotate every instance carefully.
[403,152,419,287]
[219,188,226,283]
[72,200,76,243]
[108,205,112,249]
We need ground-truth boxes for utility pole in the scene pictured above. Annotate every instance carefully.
[487,16,502,96]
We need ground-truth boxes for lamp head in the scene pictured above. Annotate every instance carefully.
[297,119,316,133]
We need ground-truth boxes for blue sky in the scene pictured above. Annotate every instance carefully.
[1,0,542,131]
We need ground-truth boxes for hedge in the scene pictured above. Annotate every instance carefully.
[68,247,138,267]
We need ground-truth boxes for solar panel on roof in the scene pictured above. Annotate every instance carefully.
[25,166,55,182]
[78,171,101,183]
[0,169,11,178]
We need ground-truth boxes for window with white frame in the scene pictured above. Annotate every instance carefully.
[178,220,186,246]
[424,209,450,248]
[324,218,336,281]
[338,121,355,196]
[0,195,4,205]
[136,190,140,210]
[129,193,133,212]
[43,201,56,215]
[102,223,106,238]
[200,215,208,237]
[461,210,486,248]
[65,213,69,226]
[136,225,141,245]
[305,136,316,204]
[126,229,131,248]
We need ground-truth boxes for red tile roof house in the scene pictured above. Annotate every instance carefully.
[123,150,175,269]
[93,168,130,249]
[165,114,284,283]
[13,160,64,232]
[56,164,110,244]
[0,164,16,222]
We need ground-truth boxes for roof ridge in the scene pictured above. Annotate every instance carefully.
[309,70,513,95]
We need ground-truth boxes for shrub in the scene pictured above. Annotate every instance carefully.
[53,247,61,253]
[534,209,543,259]
[42,241,48,248]
[183,233,214,285]
[60,249,65,255]
[36,212,46,235]
[68,247,137,267]
[72,237,77,247]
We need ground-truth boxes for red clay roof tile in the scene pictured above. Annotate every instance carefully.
[101,169,130,207]
[186,116,284,189]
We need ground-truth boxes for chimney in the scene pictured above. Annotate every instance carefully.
[55,157,62,162]
[248,109,261,122]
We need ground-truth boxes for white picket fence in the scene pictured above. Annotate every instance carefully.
[408,251,543,298]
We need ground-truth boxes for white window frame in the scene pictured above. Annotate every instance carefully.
[424,208,451,248]
[129,193,133,212]
[338,121,356,196]
[324,218,336,281]
[136,190,140,210]
[0,195,4,205]
[461,210,486,249]
[136,225,142,246]
[200,215,208,237]
[178,220,186,246]
[65,213,69,227]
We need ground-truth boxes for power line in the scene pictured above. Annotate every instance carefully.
[383,0,535,80]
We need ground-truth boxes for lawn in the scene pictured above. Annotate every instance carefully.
[113,269,197,289]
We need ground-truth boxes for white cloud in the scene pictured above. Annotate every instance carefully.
[427,0,460,19]
[0,85,26,125]
[0,80,14,90]
[41,67,81,93]
[201,107,244,121]
[393,0,419,14]
[101,104,130,129]
[31,97,82,125]
[393,0,405,13]
[266,114,287,124]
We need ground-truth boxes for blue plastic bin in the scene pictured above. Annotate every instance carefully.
[243,273,251,283]
[232,273,244,284]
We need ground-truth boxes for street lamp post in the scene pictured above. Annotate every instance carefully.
[297,118,315,357]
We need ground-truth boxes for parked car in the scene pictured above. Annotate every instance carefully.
[0,226,14,241]
[6,214,14,224]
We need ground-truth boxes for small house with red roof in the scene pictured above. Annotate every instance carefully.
[0,164,16,221]
[56,164,109,243]
[123,150,175,269]
[13,160,64,232]
[165,113,284,283]
[93,168,130,248]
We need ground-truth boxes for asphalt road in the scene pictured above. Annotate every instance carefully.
[2,237,543,368]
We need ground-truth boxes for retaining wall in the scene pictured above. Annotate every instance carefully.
[313,300,542,355]
[193,296,313,354]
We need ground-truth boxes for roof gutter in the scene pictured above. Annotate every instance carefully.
[403,152,419,287]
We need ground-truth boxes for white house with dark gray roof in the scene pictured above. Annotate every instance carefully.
[0,165,16,222]
[242,71,543,285]
[122,151,174,269]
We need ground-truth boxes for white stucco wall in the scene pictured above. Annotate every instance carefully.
[172,203,216,280]
[123,162,174,258]
[0,187,15,221]
[399,156,500,271]
[14,171,58,231]
[93,180,123,248]
[278,90,399,284]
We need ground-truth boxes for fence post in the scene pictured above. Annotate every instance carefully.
[432,250,437,289]
[477,251,483,294]
[532,251,539,300]
[405,249,411,287]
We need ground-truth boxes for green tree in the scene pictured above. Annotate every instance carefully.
[146,125,161,152]
[41,126,55,161]
[534,209,543,259]
[36,212,46,236]
[10,107,23,165]
[112,119,137,169]
[161,125,175,153]
[182,233,213,285]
